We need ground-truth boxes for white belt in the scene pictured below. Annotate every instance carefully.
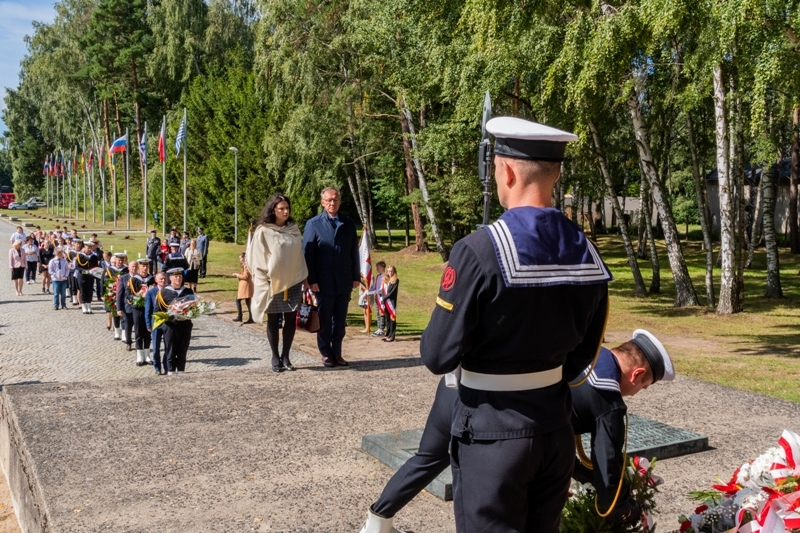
[459,366,563,392]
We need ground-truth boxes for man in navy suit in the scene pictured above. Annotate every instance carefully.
[302,187,361,367]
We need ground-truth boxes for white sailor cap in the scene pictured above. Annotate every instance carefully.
[486,117,578,162]
[113,252,127,258]
[169,242,180,248]
[137,258,152,264]
[630,329,674,383]
[166,267,184,276]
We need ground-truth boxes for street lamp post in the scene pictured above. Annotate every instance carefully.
[229,147,239,244]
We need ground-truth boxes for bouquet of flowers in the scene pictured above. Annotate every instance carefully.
[104,277,119,317]
[677,430,800,533]
[131,285,148,308]
[152,295,216,329]
[560,456,661,533]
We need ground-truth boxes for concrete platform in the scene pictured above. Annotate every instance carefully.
[0,363,451,533]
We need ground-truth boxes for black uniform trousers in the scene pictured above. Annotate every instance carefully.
[373,378,454,517]
[450,425,574,533]
[79,274,95,304]
[123,311,134,347]
[164,320,193,372]
[315,292,350,360]
[95,277,103,301]
[69,273,79,299]
[132,308,151,350]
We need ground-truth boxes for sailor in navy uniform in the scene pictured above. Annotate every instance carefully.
[358,331,673,533]
[130,259,156,366]
[104,253,128,340]
[163,242,189,272]
[74,240,100,314]
[146,230,161,269]
[419,117,612,533]
[158,267,195,375]
[116,259,140,354]
[570,330,673,527]
[67,238,83,305]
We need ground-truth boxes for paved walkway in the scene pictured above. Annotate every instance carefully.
[0,218,314,386]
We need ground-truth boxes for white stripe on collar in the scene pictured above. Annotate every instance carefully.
[486,219,612,286]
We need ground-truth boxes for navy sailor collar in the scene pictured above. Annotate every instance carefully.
[485,207,613,287]
[573,347,621,393]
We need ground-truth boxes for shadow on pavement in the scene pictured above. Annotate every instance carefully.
[190,357,260,367]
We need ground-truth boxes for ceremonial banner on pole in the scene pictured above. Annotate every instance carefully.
[358,227,372,333]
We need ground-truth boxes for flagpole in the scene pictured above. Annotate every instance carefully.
[46,167,49,214]
[74,147,78,218]
[82,145,87,222]
[162,115,166,237]
[182,107,187,233]
[142,121,148,233]
[113,152,117,228]
[101,139,107,226]
[125,127,130,230]
[91,150,96,224]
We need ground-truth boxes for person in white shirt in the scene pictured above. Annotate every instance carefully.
[10,226,25,245]
[48,247,71,310]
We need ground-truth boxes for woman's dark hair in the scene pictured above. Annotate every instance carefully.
[258,194,293,226]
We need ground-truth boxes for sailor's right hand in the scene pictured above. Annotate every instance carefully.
[606,498,641,528]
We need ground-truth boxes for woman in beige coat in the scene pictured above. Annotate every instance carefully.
[232,252,255,323]
[247,194,309,373]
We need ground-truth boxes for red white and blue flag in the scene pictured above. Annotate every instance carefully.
[109,134,128,154]
[43,157,48,175]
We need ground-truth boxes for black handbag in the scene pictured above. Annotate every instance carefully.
[296,290,320,333]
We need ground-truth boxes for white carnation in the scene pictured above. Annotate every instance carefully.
[735,447,784,487]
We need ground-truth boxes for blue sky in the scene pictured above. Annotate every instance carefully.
[0,0,57,134]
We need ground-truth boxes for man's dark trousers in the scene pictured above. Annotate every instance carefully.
[450,425,574,533]
[199,255,207,278]
[315,292,350,360]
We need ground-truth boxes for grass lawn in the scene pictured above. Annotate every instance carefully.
[7,209,800,403]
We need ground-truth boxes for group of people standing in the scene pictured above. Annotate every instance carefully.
[7,224,202,376]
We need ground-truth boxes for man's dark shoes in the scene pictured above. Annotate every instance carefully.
[282,358,296,371]
[272,364,285,373]
[244,318,255,324]
[322,357,336,368]
[334,356,349,366]
[232,316,242,322]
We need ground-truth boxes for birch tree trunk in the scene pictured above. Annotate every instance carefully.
[733,92,746,311]
[589,120,646,296]
[790,107,799,253]
[399,105,425,252]
[745,175,764,269]
[687,114,715,307]
[627,85,697,306]
[637,182,647,260]
[640,169,660,294]
[761,161,783,297]
[713,64,737,314]
[401,101,449,261]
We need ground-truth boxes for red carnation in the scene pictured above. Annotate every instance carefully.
[680,520,692,532]
[694,505,708,514]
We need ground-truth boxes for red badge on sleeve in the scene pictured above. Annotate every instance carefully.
[441,266,457,291]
